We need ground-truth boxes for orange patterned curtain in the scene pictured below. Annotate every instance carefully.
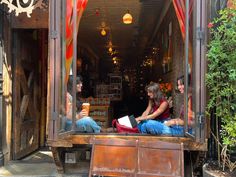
[65,0,88,82]
[228,0,236,9]
[173,0,194,69]
[172,0,194,41]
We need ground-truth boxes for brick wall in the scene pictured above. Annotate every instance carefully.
[151,4,185,117]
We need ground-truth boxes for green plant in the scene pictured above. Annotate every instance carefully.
[206,5,236,172]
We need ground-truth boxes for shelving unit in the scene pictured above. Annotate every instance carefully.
[81,98,112,128]
[90,105,111,128]
[95,74,122,101]
[109,75,122,101]
[95,84,110,98]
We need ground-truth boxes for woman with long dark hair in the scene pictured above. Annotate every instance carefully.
[65,75,101,133]
[136,82,170,134]
[145,76,194,136]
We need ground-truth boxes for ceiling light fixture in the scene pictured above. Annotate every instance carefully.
[123,10,133,24]
[101,28,106,36]
[108,47,113,53]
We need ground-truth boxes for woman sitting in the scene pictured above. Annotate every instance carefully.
[148,75,194,136]
[65,75,101,133]
[136,82,170,134]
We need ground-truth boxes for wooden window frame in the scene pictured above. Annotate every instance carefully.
[184,0,207,143]
[48,0,208,143]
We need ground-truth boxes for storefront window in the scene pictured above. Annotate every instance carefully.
[49,0,206,140]
[58,0,77,133]
[58,0,89,134]
[173,0,196,137]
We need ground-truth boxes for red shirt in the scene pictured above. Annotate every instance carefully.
[151,98,170,121]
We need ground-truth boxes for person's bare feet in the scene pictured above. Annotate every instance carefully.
[100,127,116,133]
[100,127,107,133]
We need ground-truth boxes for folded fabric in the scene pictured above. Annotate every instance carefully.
[112,119,139,133]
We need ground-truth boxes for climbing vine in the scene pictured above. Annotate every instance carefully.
[206,5,236,171]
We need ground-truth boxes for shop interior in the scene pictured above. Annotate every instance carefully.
[70,0,188,129]
[10,0,191,161]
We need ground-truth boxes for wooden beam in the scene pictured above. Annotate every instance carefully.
[19,95,29,121]
[11,8,48,29]
[19,66,28,94]
[47,140,73,147]
[48,134,208,151]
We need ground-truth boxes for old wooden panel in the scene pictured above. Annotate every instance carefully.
[47,140,73,147]
[89,138,184,177]
[19,66,28,94]
[39,30,48,146]
[19,95,29,120]
[12,30,40,159]
[89,138,138,177]
[137,141,184,177]
[11,8,48,29]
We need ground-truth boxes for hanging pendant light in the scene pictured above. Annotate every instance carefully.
[123,10,132,24]
[101,28,106,36]
[108,47,113,53]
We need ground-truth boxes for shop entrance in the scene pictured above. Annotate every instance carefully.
[12,29,48,160]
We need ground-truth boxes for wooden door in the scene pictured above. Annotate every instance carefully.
[12,30,40,159]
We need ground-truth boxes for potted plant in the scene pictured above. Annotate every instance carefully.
[204,4,236,176]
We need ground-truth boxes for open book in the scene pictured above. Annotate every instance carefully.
[118,115,137,128]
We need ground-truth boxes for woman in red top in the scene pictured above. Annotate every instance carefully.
[136,82,170,134]
[141,75,194,136]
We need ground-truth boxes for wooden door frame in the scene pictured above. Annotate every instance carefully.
[191,0,207,142]
[38,29,48,147]
[0,20,4,166]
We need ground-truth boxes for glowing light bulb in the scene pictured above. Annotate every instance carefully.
[123,11,133,24]
[101,29,106,36]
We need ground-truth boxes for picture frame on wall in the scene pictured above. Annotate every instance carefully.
[168,22,172,36]
[162,61,172,74]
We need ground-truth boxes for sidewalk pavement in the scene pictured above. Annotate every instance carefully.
[0,151,88,177]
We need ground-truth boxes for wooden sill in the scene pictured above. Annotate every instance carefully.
[48,133,208,151]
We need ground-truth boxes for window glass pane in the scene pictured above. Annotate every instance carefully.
[59,0,73,133]
[185,0,195,137]
[59,0,81,132]
[189,0,207,141]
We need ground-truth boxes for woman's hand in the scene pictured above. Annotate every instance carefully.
[164,119,177,126]
[164,119,183,126]
[164,120,173,126]
[135,117,141,124]
[78,109,88,118]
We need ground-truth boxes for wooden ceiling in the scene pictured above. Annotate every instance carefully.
[77,0,171,67]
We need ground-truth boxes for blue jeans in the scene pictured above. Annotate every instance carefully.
[138,120,184,136]
[65,117,101,133]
